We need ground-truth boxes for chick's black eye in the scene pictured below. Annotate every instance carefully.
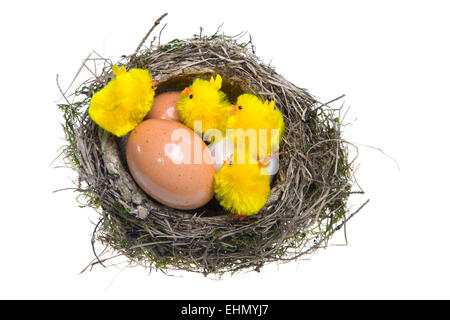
[238,105,243,110]
[189,94,193,99]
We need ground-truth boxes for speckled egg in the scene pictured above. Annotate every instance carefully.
[126,119,216,210]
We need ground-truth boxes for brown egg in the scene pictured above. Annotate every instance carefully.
[126,119,216,210]
[145,91,181,121]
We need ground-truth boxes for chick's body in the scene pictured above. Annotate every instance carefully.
[177,75,230,136]
[227,94,285,158]
[89,65,155,137]
[214,152,270,217]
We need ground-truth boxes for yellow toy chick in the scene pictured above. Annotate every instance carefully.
[177,74,230,136]
[89,65,156,137]
[227,93,285,158]
[214,151,271,218]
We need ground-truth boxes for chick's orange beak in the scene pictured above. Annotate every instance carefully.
[152,81,158,91]
[229,104,237,115]
[258,151,284,167]
[182,87,191,95]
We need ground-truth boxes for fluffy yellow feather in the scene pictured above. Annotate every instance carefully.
[177,74,230,136]
[88,65,155,137]
[214,152,270,217]
[227,93,285,158]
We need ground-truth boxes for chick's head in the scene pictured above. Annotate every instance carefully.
[177,74,230,134]
[227,93,285,158]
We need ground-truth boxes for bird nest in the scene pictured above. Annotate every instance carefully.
[57,16,366,276]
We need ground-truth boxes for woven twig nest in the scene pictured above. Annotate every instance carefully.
[59,19,364,276]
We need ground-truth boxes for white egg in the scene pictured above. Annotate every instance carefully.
[265,156,280,184]
[208,136,235,171]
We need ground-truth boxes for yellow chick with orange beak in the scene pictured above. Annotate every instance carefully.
[227,93,285,159]
[214,152,269,218]
[177,74,231,138]
[214,151,282,218]
[89,65,157,137]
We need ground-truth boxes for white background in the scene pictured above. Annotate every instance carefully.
[1,0,449,299]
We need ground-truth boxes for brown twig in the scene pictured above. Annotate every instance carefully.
[133,13,168,56]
